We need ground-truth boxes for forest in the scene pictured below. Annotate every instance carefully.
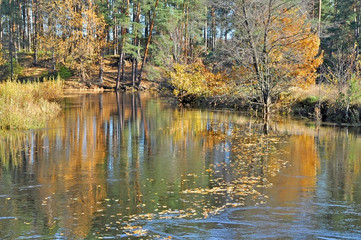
[0,0,361,125]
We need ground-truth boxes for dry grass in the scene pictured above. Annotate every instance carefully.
[0,79,63,130]
[288,84,338,103]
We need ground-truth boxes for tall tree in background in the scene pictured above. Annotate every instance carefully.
[116,0,130,89]
[137,0,159,87]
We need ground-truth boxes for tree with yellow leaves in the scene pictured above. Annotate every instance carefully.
[233,0,323,123]
[40,0,106,82]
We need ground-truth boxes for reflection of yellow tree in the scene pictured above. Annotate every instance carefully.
[33,95,112,237]
[271,134,319,202]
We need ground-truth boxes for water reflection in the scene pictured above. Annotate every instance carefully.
[1,93,361,238]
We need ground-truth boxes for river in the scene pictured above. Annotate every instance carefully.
[1,92,361,239]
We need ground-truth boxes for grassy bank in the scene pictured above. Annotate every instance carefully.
[167,64,361,124]
[0,78,63,130]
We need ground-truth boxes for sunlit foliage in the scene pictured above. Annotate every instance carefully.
[40,0,106,81]
[269,10,323,86]
[169,62,231,98]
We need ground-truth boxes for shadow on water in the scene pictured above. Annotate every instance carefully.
[1,92,361,239]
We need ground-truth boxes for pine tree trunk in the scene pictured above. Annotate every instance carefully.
[0,0,2,44]
[0,11,2,43]
[137,0,159,87]
[204,6,208,50]
[134,0,141,86]
[113,23,118,55]
[21,2,26,50]
[211,7,216,51]
[116,51,124,89]
[99,49,104,84]
[52,47,55,71]
[116,0,129,89]
[132,58,136,87]
[318,0,322,36]
[27,0,31,52]
[33,0,38,65]
[113,24,117,55]
[9,20,14,81]
[13,23,18,61]
[184,0,189,63]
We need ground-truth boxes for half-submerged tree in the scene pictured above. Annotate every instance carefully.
[232,0,323,122]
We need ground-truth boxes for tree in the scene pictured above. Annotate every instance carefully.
[41,0,106,82]
[137,0,159,87]
[231,0,322,122]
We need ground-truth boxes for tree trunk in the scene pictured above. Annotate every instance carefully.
[204,6,208,51]
[116,50,124,89]
[21,2,26,50]
[12,22,18,61]
[0,10,2,43]
[263,94,271,133]
[33,0,38,65]
[184,0,189,63]
[116,0,129,90]
[132,58,136,87]
[52,47,56,71]
[0,0,2,44]
[99,49,104,84]
[354,4,360,59]
[9,19,14,81]
[131,0,141,87]
[211,7,216,51]
[318,0,322,36]
[137,0,159,87]
[134,0,141,83]
[113,24,118,55]
[27,0,32,52]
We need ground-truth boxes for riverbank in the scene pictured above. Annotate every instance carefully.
[0,53,163,92]
[1,53,358,125]
[166,81,361,125]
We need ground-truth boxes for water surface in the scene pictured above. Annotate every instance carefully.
[1,92,361,239]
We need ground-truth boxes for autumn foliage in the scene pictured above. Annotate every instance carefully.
[170,9,322,103]
[39,0,106,81]
[169,62,231,98]
[269,10,323,86]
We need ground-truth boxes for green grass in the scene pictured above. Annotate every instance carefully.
[0,78,63,130]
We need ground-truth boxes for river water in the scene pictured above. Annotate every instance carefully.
[1,92,361,239]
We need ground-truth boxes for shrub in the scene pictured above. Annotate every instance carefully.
[57,65,73,79]
[5,60,23,78]
[169,62,230,98]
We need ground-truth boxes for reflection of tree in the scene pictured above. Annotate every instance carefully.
[33,94,110,238]
[270,134,319,203]
[318,129,361,202]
